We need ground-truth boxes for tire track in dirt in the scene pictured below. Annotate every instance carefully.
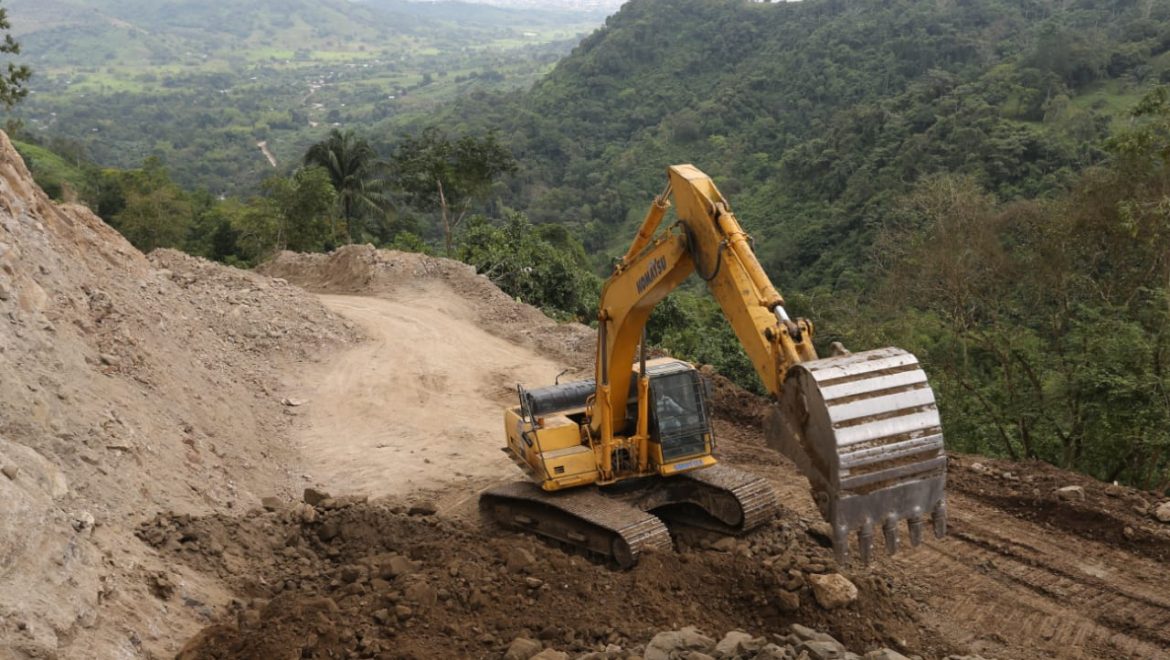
[902,491,1170,659]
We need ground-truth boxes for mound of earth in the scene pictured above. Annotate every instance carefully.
[0,132,358,658]
[260,246,597,375]
[149,491,948,660]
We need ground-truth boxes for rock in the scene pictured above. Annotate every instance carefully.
[531,651,569,660]
[755,644,792,660]
[507,547,537,573]
[318,520,341,542]
[505,637,543,660]
[303,487,331,506]
[710,536,737,552]
[1154,502,1170,523]
[280,397,307,407]
[378,554,416,578]
[806,521,834,546]
[1056,485,1085,502]
[372,608,391,625]
[864,650,911,660]
[72,511,95,533]
[1104,482,1125,498]
[807,573,858,610]
[776,588,800,612]
[408,501,437,516]
[645,627,716,660]
[99,353,120,367]
[394,604,412,620]
[0,280,10,301]
[339,565,362,584]
[789,624,839,644]
[404,580,437,606]
[261,496,282,512]
[797,640,847,660]
[1,464,18,480]
[525,577,544,589]
[714,630,763,658]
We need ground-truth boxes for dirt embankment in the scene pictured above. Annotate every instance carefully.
[0,132,358,659]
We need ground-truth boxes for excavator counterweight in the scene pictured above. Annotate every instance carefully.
[481,165,946,566]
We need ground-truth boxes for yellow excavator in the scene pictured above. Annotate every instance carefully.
[481,165,947,566]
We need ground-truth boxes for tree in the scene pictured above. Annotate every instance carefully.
[263,166,337,252]
[457,212,598,320]
[0,6,30,108]
[391,127,516,255]
[108,158,193,252]
[303,129,386,242]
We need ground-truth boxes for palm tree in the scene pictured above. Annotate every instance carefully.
[303,129,387,243]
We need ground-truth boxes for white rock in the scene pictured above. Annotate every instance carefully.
[504,637,542,660]
[1056,485,1085,502]
[645,626,716,660]
[1154,501,1170,523]
[808,573,859,609]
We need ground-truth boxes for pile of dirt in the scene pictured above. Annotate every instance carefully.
[260,246,598,377]
[148,491,951,660]
[0,132,358,659]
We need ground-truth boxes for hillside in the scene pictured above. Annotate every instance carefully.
[442,0,1170,282]
[2,0,604,193]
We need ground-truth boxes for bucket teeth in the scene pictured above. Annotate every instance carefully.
[882,518,899,555]
[932,502,947,539]
[858,523,875,564]
[766,347,948,565]
[908,517,924,547]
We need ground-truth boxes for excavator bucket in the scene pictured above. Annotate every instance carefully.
[765,347,947,563]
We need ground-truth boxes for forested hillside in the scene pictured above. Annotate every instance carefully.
[443,0,1167,282]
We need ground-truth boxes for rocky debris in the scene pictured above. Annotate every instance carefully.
[1153,502,1170,523]
[1055,485,1086,502]
[807,573,858,610]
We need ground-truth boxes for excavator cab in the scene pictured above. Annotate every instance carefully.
[646,361,713,463]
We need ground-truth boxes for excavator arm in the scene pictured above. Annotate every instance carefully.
[593,165,947,562]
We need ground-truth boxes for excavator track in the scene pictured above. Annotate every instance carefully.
[639,464,781,534]
[480,464,779,567]
[480,481,673,568]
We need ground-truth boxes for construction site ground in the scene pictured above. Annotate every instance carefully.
[1,135,1168,659]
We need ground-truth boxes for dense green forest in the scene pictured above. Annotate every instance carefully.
[7,0,1170,491]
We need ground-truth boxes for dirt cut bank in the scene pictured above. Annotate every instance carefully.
[0,131,358,659]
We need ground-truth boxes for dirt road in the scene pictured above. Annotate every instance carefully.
[284,287,568,503]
